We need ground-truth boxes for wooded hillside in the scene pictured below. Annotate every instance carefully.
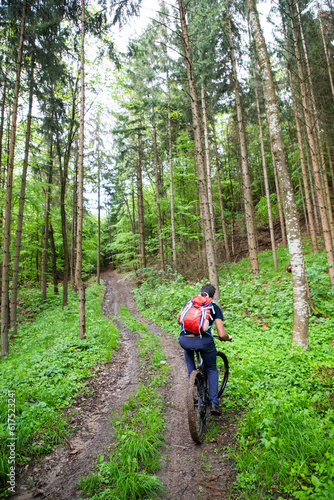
[1,0,333,353]
[1,0,334,496]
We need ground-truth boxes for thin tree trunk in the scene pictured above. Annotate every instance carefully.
[0,79,7,184]
[324,131,334,190]
[296,0,334,244]
[132,177,136,233]
[267,112,286,248]
[288,0,334,286]
[317,2,334,100]
[168,103,177,272]
[1,0,26,357]
[305,138,321,234]
[178,0,220,299]
[247,0,309,348]
[251,61,277,269]
[201,83,215,238]
[124,195,134,233]
[212,120,230,262]
[36,232,39,283]
[97,161,101,284]
[49,223,58,294]
[41,141,53,300]
[226,134,235,255]
[71,156,78,290]
[56,86,77,307]
[152,110,164,271]
[0,82,7,300]
[136,131,146,268]
[284,38,318,251]
[228,16,259,276]
[75,0,86,339]
[10,60,34,337]
[287,121,309,234]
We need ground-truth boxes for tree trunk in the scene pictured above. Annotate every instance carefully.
[49,223,58,294]
[296,0,334,244]
[1,0,26,357]
[152,110,165,271]
[287,120,309,234]
[35,232,39,283]
[97,161,101,284]
[212,120,230,262]
[75,0,86,339]
[178,0,220,298]
[228,16,259,276]
[10,60,34,337]
[283,34,318,252]
[201,83,215,238]
[71,155,78,290]
[251,61,277,269]
[305,138,321,234]
[56,86,77,307]
[324,131,334,191]
[288,0,334,286]
[247,0,309,348]
[317,2,334,100]
[41,141,53,300]
[168,103,177,272]
[136,131,146,268]
[0,81,7,302]
[226,134,236,255]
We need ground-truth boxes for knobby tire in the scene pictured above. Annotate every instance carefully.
[217,351,229,398]
[187,370,206,444]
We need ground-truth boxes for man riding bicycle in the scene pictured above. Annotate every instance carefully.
[177,284,232,415]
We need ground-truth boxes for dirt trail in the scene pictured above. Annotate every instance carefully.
[13,272,236,499]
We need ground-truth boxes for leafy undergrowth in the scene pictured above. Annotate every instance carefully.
[131,242,334,499]
[79,307,169,499]
[0,284,119,495]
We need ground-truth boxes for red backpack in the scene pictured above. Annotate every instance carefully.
[180,296,214,335]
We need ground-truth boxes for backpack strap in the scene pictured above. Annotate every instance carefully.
[198,300,213,335]
[180,299,193,334]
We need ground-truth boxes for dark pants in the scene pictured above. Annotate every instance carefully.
[178,335,219,405]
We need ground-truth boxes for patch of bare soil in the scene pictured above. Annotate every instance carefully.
[13,272,238,499]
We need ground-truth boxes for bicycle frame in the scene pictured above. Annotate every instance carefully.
[187,339,229,443]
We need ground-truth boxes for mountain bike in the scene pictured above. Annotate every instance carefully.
[187,335,229,444]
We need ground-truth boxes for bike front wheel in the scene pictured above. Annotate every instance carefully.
[216,351,229,398]
[187,370,206,444]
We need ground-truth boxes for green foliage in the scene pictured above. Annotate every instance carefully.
[0,284,119,491]
[132,244,334,499]
[255,194,279,225]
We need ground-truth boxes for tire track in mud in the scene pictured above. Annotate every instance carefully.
[13,272,237,499]
[115,273,237,499]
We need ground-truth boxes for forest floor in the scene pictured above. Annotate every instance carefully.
[12,271,237,500]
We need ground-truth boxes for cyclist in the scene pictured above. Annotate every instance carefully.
[177,283,232,415]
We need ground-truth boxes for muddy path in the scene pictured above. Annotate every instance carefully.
[13,272,237,499]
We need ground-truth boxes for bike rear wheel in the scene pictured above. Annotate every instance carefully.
[217,351,229,398]
[187,370,206,444]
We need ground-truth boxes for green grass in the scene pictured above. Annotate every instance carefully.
[131,241,334,499]
[0,283,119,494]
[79,307,169,499]
[79,386,166,500]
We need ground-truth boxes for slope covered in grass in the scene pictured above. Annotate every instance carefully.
[0,284,119,492]
[132,243,334,499]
